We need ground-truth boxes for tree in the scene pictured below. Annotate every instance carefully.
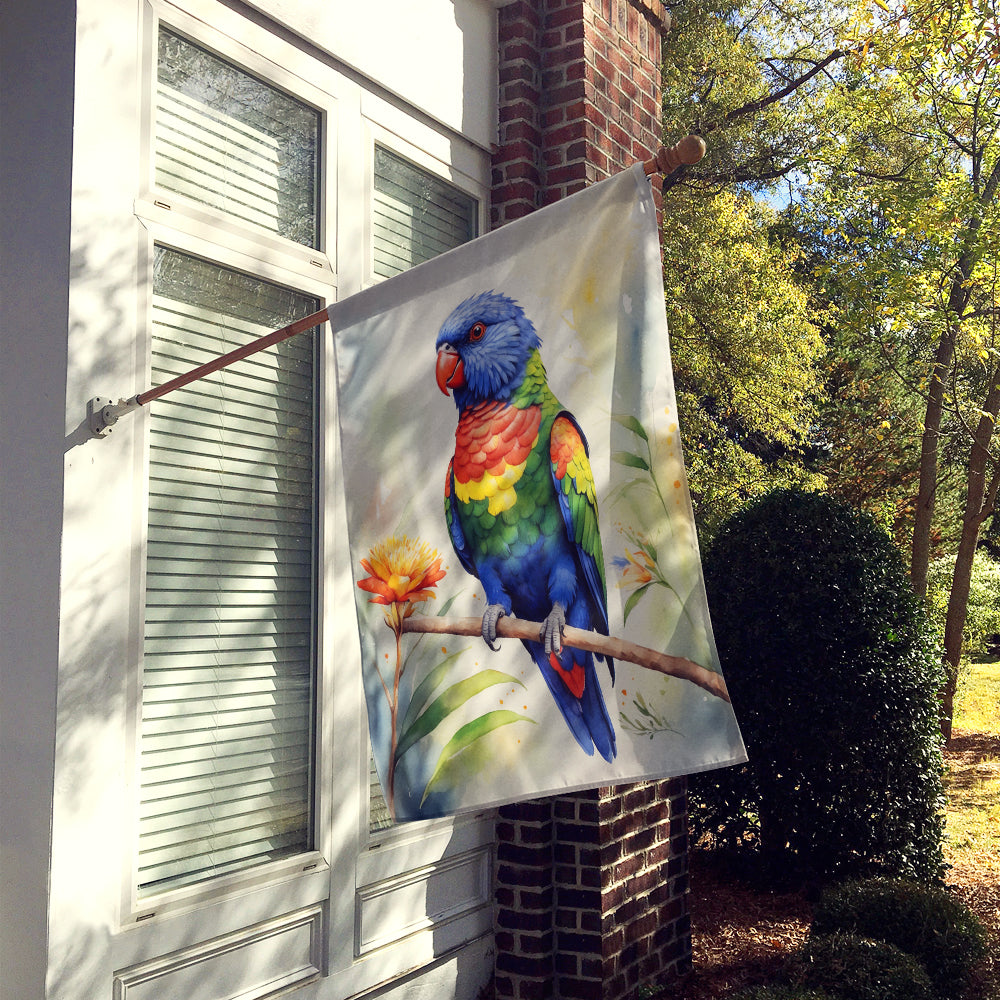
[661,0,854,194]
[662,188,826,538]
[660,1,999,737]
[659,1,846,538]
[801,0,1000,736]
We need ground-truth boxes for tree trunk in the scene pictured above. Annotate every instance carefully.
[940,374,1000,741]
[910,160,1000,595]
[910,328,955,598]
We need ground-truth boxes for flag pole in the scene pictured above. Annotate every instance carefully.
[88,135,704,438]
[87,305,331,437]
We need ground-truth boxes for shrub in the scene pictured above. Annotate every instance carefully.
[811,878,988,999]
[690,489,946,882]
[791,933,934,1000]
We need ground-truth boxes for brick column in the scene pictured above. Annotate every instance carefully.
[493,0,668,225]
[491,3,691,999]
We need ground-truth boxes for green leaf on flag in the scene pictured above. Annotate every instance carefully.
[612,413,649,441]
[623,582,654,623]
[398,647,468,737]
[395,668,523,764]
[612,450,650,471]
[420,710,533,805]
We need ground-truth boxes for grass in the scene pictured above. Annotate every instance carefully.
[942,658,1000,1000]
[954,658,1000,733]
[946,660,1000,867]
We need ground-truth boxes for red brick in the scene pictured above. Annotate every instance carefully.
[520,886,554,910]
[497,160,542,185]
[504,79,541,104]
[543,38,586,66]
[498,862,552,888]
[499,99,540,125]
[542,66,566,89]
[502,120,543,145]
[496,952,552,978]
[548,3,588,28]
[498,906,551,932]
[546,119,589,146]
[556,951,579,976]
[560,979,604,1000]
[520,931,555,955]
[492,148,534,175]
[546,163,589,186]
[503,40,538,64]
[540,28,565,50]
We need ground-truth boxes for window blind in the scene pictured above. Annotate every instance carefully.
[368,148,478,832]
[372,146,477,280]
[138,248,318,895]
[156,28,320,248]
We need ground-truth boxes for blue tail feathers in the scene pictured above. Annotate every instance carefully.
[526,641,617,762]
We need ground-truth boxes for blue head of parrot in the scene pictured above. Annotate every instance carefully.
[435,291,542,410]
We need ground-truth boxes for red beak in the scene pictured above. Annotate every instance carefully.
[436,345,465,395]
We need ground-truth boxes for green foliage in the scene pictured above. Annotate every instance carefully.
[791,933,934,1000]
[811,878,988,999]
[664,189,827,540]
[661,0,850,192]
[927,550,1000,659]
[691,489,947,881]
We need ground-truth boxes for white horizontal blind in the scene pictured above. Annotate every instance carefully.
[156,28,320,248]
[372,145,477,279]
[368,148,479,831]
[138,248,318,895]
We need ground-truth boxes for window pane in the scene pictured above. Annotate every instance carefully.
[139,247,318,895]
[372,146,477,279]
[156,28,320,248]
[368,150,478,831]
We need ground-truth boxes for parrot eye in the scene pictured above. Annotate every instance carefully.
[468,322,486,342]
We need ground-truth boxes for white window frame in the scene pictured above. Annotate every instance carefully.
[112,0,496,991]
[123,0,339,931]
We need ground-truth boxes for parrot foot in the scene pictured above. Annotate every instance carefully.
[541,601,566,656]
[482,604,507,651]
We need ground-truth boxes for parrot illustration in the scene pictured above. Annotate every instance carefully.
[435,290,617,761]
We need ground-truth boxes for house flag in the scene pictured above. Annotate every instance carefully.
[331,164,746,821]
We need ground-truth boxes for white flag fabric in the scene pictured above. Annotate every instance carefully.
[331,165,746,821]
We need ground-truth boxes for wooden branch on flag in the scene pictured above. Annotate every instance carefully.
[401,614,730,703]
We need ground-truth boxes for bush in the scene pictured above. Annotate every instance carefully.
[691,489,946,882]
[791,933,934,1000]
[811,878,988,999]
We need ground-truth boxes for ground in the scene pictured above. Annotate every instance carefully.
[660,727,1000,999]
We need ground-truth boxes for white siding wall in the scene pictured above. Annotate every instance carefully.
[243,0,498,152]
[0,0,76,995]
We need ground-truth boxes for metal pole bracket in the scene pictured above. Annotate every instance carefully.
[88,396,139,438]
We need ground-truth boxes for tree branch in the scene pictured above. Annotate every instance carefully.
[401,614,731,703]
[712,49,847,132]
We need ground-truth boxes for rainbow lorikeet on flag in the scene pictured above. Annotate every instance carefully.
[435,291,617,761]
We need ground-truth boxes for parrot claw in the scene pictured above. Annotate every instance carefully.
[541,601,566,656]
[482,604,507,651]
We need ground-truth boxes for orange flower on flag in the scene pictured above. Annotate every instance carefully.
[617,548,655,588]
[358,536,446,609]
